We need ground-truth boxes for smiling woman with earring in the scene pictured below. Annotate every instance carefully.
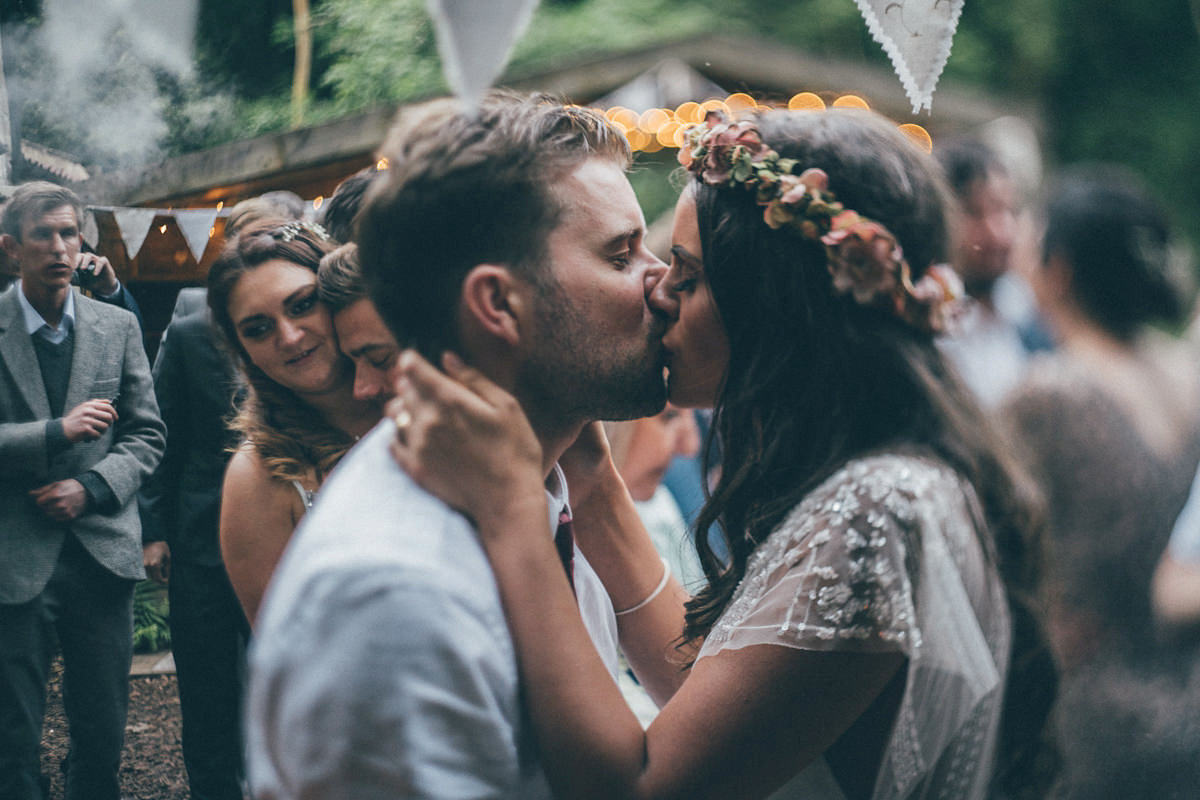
[206,218,381,625]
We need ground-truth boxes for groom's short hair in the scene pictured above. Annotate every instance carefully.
[357,90,631,359]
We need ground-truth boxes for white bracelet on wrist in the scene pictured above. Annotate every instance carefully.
[614,557,671,617]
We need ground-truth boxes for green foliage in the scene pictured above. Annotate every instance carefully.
[314,0,446,111]
[628,152,684,223]
[8,0,1200,251]
[194,0,295,99]
[510,0,714,69]
[1044,0,1200,250]
[132,580,171,654]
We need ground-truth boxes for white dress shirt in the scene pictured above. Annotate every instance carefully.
[247,420,619,799]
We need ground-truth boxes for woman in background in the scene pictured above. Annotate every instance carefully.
[1001,166,1200,797]
[208,219,380,624]
[605,404,704,591]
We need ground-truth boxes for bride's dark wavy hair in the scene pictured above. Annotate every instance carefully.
[681,109,1056,793]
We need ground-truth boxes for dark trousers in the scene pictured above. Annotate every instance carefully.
[0,534,135,800]
[169,561,250,800]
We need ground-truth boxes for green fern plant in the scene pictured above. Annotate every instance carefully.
[132,580,171,653]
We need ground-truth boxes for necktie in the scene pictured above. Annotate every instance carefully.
[554,509,576,593]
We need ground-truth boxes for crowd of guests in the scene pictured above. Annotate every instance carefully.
[2,90,1200,800]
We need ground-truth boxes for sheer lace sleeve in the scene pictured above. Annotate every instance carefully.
[698,453,1011,800]
[699,455,941,657]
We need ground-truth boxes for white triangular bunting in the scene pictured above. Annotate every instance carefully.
[174,209,220,263]
[427,0,539,111]
[855,0,963,113]
[112,208,158,261]
[81,208,99,248]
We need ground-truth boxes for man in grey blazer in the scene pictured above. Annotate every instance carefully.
[0,182,165,800]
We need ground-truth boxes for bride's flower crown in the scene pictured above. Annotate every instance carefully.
[678,111,964,335]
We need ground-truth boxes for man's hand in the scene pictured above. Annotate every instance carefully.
[74,252,120,296]
[29,479,89,522]
[143,541,171,584]
[62,398,118,442]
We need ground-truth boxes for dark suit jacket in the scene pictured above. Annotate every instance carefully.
[0,286,166,604]
[138,309,239,566]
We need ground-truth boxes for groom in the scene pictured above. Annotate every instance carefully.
[245,91,668,797]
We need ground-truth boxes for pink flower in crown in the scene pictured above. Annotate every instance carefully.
[821,212,904,304]
[763,168,833,234]
[687,111,771,186]
[905,263,967,333]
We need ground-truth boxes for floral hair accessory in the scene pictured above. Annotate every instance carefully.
[679,111,965,334]
[276,220,331,243]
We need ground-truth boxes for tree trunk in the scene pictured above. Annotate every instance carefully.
[291,0,312,128]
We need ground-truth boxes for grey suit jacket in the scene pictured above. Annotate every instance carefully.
[0,286,166,604]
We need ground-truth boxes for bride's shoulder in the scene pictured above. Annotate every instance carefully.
[790,452,964,524]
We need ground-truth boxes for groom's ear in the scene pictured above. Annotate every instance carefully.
[459,264,527,349]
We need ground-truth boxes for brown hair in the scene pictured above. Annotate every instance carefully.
[2,181,83,240]
[316,243,366,314]
[206,218,351,481]
[357,90,631,360]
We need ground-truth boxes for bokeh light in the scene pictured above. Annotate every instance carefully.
[656,121,682,148]
[674,101,705,124]
[898,123,933,154]
[638,108,671,134]
[832,94,870,109]
[604,89,927,153]
[725,92,756,112]
[787,92,826,111]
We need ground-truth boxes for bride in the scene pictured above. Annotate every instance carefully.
[390,108,1050,799]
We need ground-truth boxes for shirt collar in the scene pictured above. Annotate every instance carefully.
[544,462,571,536]
[16,281,75,336]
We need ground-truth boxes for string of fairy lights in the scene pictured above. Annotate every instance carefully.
[596,91,933,155]
[138,90,932,250]
[309,93,932,215]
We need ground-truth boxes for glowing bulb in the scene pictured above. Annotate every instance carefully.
[673,102,704,124]
[788,92,826,111]
[313,196,324,211]
[376,157,389,170]
[159,225,167,234]
[898,124,933,154]
[673,124,693,149]
[724,93,756,112]
[638,108,671,134]
[209,227,215,238]
[608,107,640,130]
[625,129,651,151]
[699,98,731,116]
[656,121,682,148]
[833,95,870,109]
[216,201,224,212]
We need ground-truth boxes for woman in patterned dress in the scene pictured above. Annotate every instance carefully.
[389,108,1051,799]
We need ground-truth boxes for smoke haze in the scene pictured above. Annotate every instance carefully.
[3,0,200,170]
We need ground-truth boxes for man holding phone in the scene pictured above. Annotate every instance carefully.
[0,181,165,799]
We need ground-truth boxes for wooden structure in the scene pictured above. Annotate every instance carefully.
[73,32,1039,345]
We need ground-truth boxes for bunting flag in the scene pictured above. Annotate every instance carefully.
[174,208,220,263]
[111,207,158,261]
[81,208,99,249]
[854,0,964,113]
[427,0,539,111]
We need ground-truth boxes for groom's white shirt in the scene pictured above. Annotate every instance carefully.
[246,420,619,799]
